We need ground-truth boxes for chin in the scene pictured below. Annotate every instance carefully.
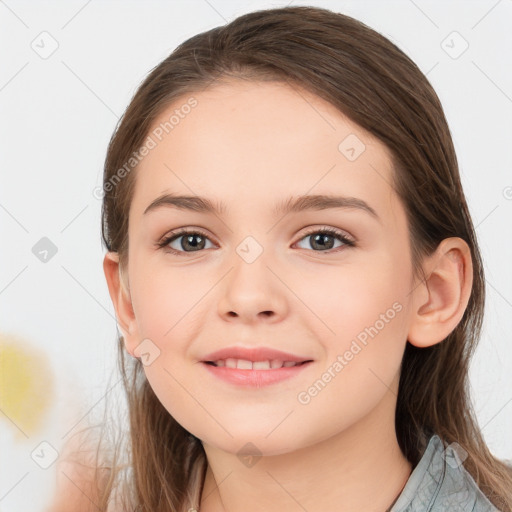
[199,429,307,458]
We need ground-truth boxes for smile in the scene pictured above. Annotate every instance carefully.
[201,360,313,387]
[205,358,310,370]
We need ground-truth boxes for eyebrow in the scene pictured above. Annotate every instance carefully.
[143,193,380,221]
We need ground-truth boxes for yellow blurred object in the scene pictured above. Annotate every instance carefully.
[0,332,54,440]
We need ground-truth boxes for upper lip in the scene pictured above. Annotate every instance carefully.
[201,346,313,363]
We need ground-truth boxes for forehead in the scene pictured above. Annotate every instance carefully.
[131,80,399,223]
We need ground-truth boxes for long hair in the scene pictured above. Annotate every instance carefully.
[86,5,512,511]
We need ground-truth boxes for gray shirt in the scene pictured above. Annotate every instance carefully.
[390,434,501,511]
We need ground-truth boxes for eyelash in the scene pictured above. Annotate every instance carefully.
[157,226,355,257]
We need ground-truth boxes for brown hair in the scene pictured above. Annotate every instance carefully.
[87,5,512,511]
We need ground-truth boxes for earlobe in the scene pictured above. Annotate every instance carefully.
[407,237,473,348]
[102,252,139,357]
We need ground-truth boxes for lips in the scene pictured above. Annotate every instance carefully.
[205,358,307,369]
[201,346,313,366]
[200,346,314,387]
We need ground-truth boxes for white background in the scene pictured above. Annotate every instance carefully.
[1,1,511,510]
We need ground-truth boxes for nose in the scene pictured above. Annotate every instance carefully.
[217,252,288,324]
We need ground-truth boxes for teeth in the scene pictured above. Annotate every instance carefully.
[213,358,301,369]
[236,359,253,370]
[253,361,271,370]
[225,358,237,368]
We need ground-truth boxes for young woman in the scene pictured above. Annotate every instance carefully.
[51,5,512,512]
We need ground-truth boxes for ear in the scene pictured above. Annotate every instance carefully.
[407,237,473,348]
[103,252,140,357]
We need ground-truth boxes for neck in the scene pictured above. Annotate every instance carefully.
[198,385,412,512]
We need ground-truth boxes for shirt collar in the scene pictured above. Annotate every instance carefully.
[390,434,499,511]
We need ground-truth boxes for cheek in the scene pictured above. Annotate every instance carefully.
[301,248,411,371]
[287,254,410,437]
[127,263,210,431]
[129,258,199,340]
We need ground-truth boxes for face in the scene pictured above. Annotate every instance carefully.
[122,80,415,456]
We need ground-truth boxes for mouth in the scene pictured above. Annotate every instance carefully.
[203,358,313,370]
[201,358,314,387]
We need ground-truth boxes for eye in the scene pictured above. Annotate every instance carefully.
[158,229,215,256]
[158,226,355,256]
[294,227,355,253]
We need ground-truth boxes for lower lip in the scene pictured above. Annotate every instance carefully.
[201,362,313,387]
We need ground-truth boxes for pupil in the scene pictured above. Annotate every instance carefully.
[184,234,204,251]
[312,234,334,250]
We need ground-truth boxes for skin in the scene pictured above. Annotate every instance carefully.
[103,80,473,512]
